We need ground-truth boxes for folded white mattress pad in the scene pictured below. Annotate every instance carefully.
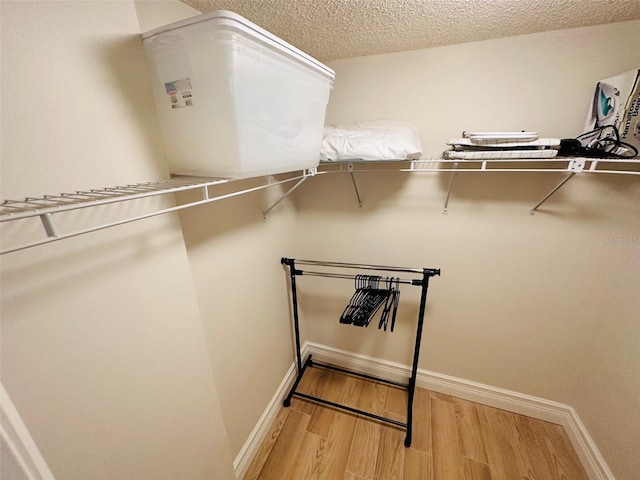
[320,120,423,161]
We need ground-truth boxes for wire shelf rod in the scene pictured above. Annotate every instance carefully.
[64,191,112,198]
[21,198,74,208]
[43,194,86,201]
[86,189,124,196]
[3,199,61,211]
[321,167,640,175]
[23,196,60,203]
[0,202,33,210]
[102,186,158,193]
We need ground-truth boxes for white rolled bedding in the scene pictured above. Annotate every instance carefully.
[320,120,423,161]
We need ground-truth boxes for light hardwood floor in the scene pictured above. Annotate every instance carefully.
[244,366,589,480]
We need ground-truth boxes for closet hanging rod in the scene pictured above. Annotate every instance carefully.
[282,257,440,276]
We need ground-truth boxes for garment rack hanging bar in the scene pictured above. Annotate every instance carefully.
[292,270,419,285]
[290,258,438,275]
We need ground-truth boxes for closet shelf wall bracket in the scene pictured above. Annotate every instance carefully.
[442,161,458,215]
[348,162,363,207]
[529,158,585,214]
[262,168,320,219]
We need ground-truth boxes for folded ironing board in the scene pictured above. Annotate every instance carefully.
[443,131,561,159]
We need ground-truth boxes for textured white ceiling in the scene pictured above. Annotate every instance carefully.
[181,0,640,61]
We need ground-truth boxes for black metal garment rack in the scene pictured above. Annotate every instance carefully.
[281,258,440,447]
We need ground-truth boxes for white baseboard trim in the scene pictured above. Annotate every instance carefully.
[563,407,616,480]
[233,362,297,479]
[235,342,614,480]
[0,383,54,480]
[305,341,568,423]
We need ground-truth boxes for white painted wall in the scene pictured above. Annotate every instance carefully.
[293,21,640,480]
[2,2,638,478]
[175,180,299,458]
[1,437,31,480]
[134,0,302,461]
[1,1,234,478]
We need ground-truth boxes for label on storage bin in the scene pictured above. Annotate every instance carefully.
[164,78,193,109]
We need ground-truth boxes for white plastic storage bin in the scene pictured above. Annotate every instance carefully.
[142,10,335,178]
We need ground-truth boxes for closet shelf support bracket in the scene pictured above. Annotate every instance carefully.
[348,162,363,207]
[530,159,584,214]
[262,176,309,219]
[262,167,320,219]
[443,162,458,215]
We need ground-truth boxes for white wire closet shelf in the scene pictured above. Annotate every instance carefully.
[318,157,640,213]
[0,172,317,255]
[1,157,638,255]
[319,157,640,174]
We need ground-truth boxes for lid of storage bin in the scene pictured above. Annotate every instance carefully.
[142,10,335,82]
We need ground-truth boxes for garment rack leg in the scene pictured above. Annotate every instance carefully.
[283,355,313,407]
[405,271,430,447]
[283,258,303,372]
[282,257,306,407]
